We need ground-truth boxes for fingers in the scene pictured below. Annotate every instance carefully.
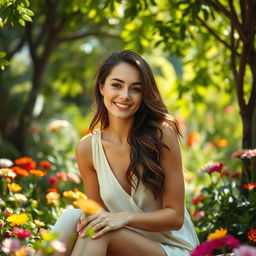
[91,226,111,239]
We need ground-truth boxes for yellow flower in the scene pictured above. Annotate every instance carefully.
[8,183,22,192]
[6,213,29,226]
[74,197,101,215]
[46,191,60,204]
[63,190,76,198]
[207,228,228,241]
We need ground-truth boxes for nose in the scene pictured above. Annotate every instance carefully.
[120,88,130,99]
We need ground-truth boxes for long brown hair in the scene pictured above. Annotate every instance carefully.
[90,50,181,198]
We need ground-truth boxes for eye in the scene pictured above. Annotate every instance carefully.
[111,83,121,88]
[131,87,141,93]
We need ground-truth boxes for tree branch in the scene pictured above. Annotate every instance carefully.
[26,23,37,64]
[6,36,26,60]
[197,16,240,57]
[56,31,120,43]
[204,0,246,41]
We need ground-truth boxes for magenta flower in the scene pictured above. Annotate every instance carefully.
[200,162,225,174]
[1,238,21,254]
[13,228,32,239]
[233,245,256,256]
[194,211,205,221]
[191,235,240,256]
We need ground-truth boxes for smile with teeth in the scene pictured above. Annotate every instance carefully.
[114,102,131,110]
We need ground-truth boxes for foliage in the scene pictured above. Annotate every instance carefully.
[190,158,256,249]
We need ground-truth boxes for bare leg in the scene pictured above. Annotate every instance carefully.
[71,227,167,256]
[36,209,82,256]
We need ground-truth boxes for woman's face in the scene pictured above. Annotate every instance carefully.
[100,62,143,121]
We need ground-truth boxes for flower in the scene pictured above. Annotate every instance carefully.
[232,149,256,159]
[48,176,58,185]
[0,168,16,178]
[244,183,256,190]
[191,235,240,256]
[56,171,68,181]
[34,219,45,227]
[81,128,90,136]
[194,211,205,221]
[186,132,200,147]
[14,194,27,203]
[4,208,13,216]
[39,160,52,169]
[200,162,224,174]
[11,166,30,176]
[47,188,58,193]
[30,169,46,176]
[207,228,228,240]
[74,197,101,215]
[248,230,256,243]
[0,158,13,168]
[192,194,204,205]
[213,139,228,147]
[8,183,22,192]
[46,191,60,204]
[13,228,32,238]
[6,213,29,226]
[14,157,36,170]
[0,219,5,228]
[67,172,81,183]
[48,120,70,131]
[230,172,241,179]
[63,190,76,198]
[1,238,21,254]
[50,240,66,252]
[233,245,256,256]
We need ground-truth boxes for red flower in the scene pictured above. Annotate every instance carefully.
[244,183,256,190]
[209,163,224,173]
[39,161,52,169]
[15,157,36,171]
[248,230,256,243]
[192,194,204,205]
[11,166,30,176]
[48,176,58,185]
[230,172,241,179]
[13,228,32,239]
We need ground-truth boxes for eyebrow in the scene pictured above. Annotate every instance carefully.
[110,78,142,86]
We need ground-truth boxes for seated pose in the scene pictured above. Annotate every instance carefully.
[47,50,199,256]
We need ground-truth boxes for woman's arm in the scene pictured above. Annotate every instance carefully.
[76,134,108,211]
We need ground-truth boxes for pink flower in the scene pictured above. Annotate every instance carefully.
[67,172,81,183]
[232,149,256,159]
[200,163,225,174]
[48,176,58,185]
[195,211,205,221]
[50,240,66,252]
[233,245,256,256]
[56,172,68,181]
[13,228,32,239]
[191,235,240,256]
[1,238,21,254]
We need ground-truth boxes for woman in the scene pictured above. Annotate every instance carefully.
[48,50,199,256]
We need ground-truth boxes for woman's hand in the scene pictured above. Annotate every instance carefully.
[77,209,129,239]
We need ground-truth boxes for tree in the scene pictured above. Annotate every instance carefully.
[108,0,256,186]
[0,0,121,153]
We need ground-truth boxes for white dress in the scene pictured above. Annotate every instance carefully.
[91,131,199,256]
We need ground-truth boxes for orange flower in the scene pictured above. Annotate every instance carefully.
[213,139,228,147]
[39,161,52,169]
[207,228,228,241]
[15,157,36,171]
[186,132,200,147]
[47,188,58,193]
[248,230,256,243]
[74,197,101,215]
[81,128,90,136]
[11,166,30,176]
[8,183,22,192]
[30,169,46,177]
[46,191,60,204]
[63,190,76,198]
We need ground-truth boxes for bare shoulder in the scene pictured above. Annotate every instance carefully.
[76,133,94,169]
[159,122,179,146]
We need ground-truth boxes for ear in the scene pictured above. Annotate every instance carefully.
[99,84,104,96]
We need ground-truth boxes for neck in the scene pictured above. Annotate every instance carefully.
[103,116,134,145]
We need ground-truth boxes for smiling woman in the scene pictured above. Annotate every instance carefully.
[41,50,199,256]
